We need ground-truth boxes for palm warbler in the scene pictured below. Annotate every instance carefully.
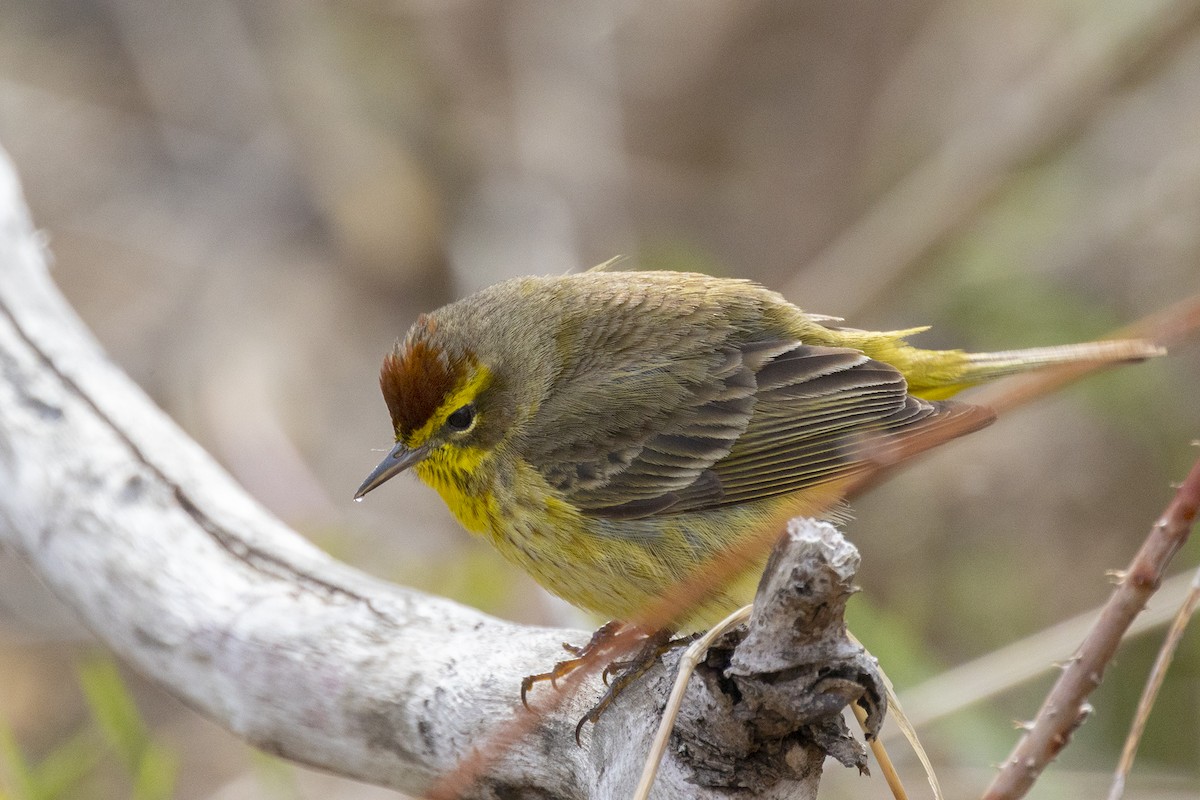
[356,269,1161,636]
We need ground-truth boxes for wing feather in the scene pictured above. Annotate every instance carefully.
[531,334,989,519]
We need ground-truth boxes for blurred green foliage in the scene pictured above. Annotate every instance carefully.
[0,656,175,800]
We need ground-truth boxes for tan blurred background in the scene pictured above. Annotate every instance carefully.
[1,1,1198,798]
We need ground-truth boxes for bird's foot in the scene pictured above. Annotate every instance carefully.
[521,623,698,745]
[520,620,624,708]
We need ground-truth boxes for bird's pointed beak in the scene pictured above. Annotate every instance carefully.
[354,442,429,499]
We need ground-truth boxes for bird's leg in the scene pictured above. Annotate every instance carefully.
[561,619,624,658]
[520,620,624,708]
[574,628,698,745]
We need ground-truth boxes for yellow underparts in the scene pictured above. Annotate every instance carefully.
[416,447,807,630]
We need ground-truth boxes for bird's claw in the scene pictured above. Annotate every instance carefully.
[520,656,585,710]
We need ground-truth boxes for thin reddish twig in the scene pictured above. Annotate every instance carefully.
[1107,563,1200,800]
[981,452,1200,800]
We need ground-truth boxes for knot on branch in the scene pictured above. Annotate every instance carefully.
[674,519,885,790]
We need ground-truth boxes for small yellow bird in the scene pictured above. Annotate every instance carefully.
[355,268,1159,712]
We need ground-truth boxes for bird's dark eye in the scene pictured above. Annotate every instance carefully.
[445,404,476,431]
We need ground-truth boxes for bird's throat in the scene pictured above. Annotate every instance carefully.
[414,447,497,534]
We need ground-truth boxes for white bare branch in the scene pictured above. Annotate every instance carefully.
[0,146,825,799]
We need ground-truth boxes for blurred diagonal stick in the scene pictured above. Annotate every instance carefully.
[788,0,1200,315]
[982,451,1200,800]
[1107,558,1200,800]
[977,293,1200,415]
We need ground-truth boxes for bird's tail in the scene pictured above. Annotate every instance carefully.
[798,316,1166,400]
[914,338,1165,400]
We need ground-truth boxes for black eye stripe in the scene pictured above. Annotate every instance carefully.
[446,404,476,431]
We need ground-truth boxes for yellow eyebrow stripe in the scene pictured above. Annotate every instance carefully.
[405,364,492,447]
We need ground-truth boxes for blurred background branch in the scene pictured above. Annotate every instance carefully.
[0,1,1197,798]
